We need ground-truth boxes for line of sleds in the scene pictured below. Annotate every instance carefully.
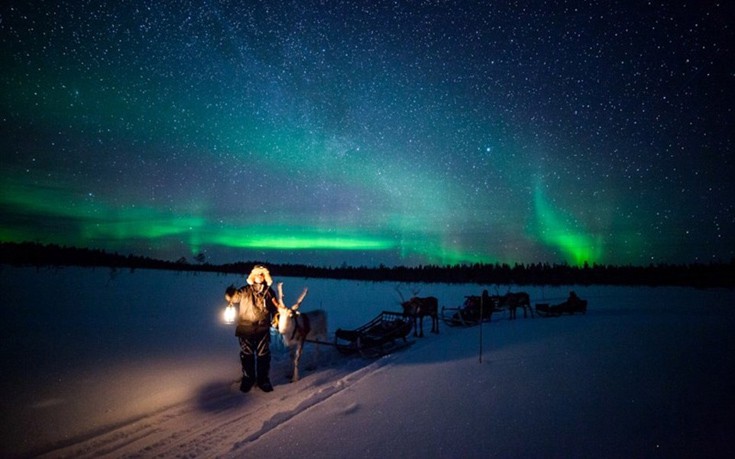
[441,290,587,326]
[325,291,587,357]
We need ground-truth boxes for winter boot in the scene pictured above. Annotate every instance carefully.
[239,352,256,393]
[256,355,273,392]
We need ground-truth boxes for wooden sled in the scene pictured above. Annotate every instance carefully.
[334,311,413,358]
[535,292,587,317]
[441,295,494,327]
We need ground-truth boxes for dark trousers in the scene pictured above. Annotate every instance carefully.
[238,331,271,383]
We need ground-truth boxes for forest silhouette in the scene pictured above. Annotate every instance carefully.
[1,242,732,288]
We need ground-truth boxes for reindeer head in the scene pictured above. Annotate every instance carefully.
[273,282,309,334]
[396,286,421,315]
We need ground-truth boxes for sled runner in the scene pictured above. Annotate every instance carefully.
[334,311,413,358]
[535,291,587,317]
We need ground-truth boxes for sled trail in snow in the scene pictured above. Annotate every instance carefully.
[37,350,390,458]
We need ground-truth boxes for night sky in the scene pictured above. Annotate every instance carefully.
[2,1,733,267]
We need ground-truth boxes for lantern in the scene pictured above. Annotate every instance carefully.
[223,304,236,324]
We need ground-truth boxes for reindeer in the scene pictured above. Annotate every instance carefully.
[272,282,328,382]
[495,291,533,319]
[397,287,439,337]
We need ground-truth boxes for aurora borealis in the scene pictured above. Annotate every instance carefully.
[1,1,732,267]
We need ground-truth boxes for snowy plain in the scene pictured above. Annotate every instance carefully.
[1,266,734,458]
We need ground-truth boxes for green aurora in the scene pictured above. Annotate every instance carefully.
[1,2,731,267]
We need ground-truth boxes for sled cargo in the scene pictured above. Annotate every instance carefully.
[535,293,587,317]
[441,295,494,327]
[334,311,413,358]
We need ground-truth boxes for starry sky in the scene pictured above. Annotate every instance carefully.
[1,1,733,268]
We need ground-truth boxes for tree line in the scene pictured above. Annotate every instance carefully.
[1,241,733,288]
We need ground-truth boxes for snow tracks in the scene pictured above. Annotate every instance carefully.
[35,347,391,458]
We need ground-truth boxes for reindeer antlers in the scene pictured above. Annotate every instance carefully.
[394,285,406,303]
[274,282,285,308]
[395,285,420,303]
[294,287,308,310]
[275,282,309,310]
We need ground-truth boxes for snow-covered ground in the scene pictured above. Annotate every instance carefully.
[1,266,733,458]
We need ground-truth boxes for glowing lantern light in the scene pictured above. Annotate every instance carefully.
[223,304,236,324]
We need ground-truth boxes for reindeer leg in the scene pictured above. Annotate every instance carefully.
[292,341,303,382]
[287,347,296,380]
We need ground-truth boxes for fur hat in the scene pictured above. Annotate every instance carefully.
[246,265,273,286]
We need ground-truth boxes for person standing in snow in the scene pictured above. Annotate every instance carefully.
[224,265,278,393]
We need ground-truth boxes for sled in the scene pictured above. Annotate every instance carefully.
[441,295,494,327]
[334,311,414,358]
[535,293,587,317]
